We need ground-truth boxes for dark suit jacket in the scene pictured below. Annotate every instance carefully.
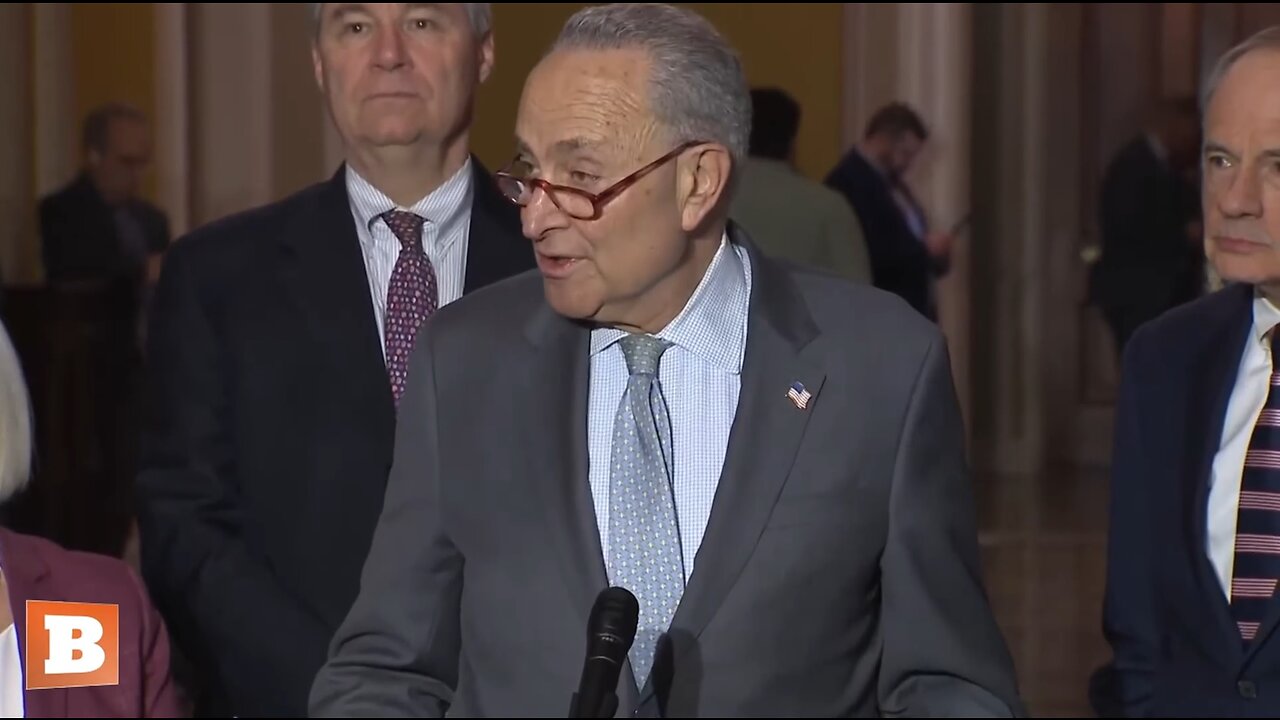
[825,149,944,321]
[1103,282,1280,717]
[0,526,185,718]
[309,227,1023,717]
[1089,136,1202,320]
[39,173,171,286]
[135,160,534,717]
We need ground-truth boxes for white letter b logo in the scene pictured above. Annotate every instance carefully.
[43,614,106,675]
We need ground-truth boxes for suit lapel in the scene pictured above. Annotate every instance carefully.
[1183,284,1253,661]
[642,241,825,704]
[278,167,394,426]
[463,158,533,294]
[0,529,69,719]
[518,307,613,630]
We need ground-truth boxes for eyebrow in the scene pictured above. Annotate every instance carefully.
[1203,141,1280,161]
[512,137,609,163]
[1204,141,1234,157]
[552,138,606,156]
[328,4,369,21]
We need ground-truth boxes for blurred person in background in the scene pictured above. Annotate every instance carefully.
[730,87,870,284]
[825,102,956,321]
[1088,97,1204,359]
[0,317,186,718]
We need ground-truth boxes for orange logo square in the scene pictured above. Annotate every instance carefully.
[25,600,119,690]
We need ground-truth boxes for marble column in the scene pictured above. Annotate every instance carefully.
[0,4,36,285]
[841,3,974,436]
[33,3,75,202]
[188,3,275,227]
[154,2,191,238]
[183,3,333,230]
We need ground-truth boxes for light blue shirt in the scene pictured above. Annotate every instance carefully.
[587,234,753,582]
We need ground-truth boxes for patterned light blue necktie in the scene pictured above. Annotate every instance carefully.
[608,333,685,689]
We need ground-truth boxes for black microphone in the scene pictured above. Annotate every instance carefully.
[569,586,639,718]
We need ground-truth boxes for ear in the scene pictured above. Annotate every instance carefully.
[312,41,326,94]
[478,30,495,85]
[677,144,733,232]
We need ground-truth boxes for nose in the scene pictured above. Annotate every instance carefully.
[1220,163,1264,219]
[521,185,569,241]
[372,25,409,70]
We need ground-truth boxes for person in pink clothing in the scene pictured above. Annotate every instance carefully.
[0,318,186,718]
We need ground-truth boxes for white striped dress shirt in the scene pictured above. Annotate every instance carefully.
[587,234,752,583]
[345,160,474,355]
[1209,294,1280,599]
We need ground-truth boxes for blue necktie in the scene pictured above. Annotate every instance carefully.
[608,333,685,688]
[1231,328,1280,643]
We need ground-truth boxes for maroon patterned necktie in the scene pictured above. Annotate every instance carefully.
[382,210,438,406]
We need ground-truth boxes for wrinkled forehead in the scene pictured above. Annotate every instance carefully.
[1207,50,1280,136]
[516,48,660,164]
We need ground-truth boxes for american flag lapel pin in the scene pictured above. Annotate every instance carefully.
[786,381,812,410]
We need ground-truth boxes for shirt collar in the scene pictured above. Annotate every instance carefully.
[345,157,474,244]
[589,232,751,375]
[1254,291,1280,346]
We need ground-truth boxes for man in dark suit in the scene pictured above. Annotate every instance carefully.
[824,102,954,321]
[1101,26,1280,717]
[310,4,1022,717]
[38,102,170,559]
[135,3,533,717]
[40,102,170,296]
[1089,97,1203,358]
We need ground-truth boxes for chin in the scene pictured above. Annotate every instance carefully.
[366,130,425,147]
[1213,257,1280,288]
[542,283,604,322]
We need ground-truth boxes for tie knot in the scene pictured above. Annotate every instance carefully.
[618,334,671,377]
[382,210,425,250]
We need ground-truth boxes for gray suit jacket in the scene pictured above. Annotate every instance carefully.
[309,230,1024,717]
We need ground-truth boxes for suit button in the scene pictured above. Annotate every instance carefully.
[1239,680,1258,699]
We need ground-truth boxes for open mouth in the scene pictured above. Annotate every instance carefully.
[537,254,581,277]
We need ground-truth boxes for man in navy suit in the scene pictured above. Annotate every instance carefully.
[1101,25,1280,717]
[824,103,954,321]
[135,4,533,717]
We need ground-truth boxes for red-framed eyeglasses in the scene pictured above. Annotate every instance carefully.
[494,140,706,221]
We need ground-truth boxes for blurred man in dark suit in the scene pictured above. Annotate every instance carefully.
[1089,97,1203,358]
[40,102,170,298]
[37,102,170,559]
[135,3,533,716]
[825,103,954,321]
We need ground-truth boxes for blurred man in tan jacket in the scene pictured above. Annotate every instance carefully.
[731,88,870,283]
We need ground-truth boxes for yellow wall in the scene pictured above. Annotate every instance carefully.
[471,3,845,183]
[69,3,157,200]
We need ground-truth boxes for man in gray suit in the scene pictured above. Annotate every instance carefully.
[310,4,1023,717]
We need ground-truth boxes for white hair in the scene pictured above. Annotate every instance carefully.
[550,3,751,166]
[310,3,492,37]
[0,320,32,506]
[1202,25,1280,113]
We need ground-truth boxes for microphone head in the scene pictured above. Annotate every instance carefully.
[588,586,639,657]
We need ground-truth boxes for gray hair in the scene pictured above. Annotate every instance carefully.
[1202,25,1280,113]
[551,3,751,166]
[310,3,492,37]
[0,320,32,507]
